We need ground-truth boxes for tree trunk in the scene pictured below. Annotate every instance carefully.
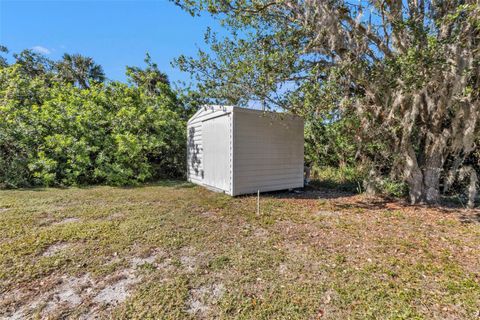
[404,144,425,204]
[404,141,443,205]
[363,167,380,195]
[406,167,441,205]
[407,173,424,204]
[422,165,442,205]
[422,168,441,204]
[421,132,447,204]
[467,169,478,209]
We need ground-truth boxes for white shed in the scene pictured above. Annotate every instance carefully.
[187,105,304,196]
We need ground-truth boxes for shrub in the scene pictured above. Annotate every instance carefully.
[0,64,187,188]
[309,166,365,193]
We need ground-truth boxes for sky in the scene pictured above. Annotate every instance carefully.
[0,0,221,84]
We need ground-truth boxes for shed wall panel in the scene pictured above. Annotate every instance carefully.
[187,121,204,183]
[187,106,232,185]
[188,106,304,196]
[232,110,304,195]
[202,114,232,193]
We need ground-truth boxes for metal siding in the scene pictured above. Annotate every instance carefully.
[187,106,233,187]
[187,121,203,183]
[202,114,231,193]
[230,110,235,195]
[187,105,304,196]
[232,110,304,195]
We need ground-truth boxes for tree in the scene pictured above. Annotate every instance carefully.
[55,53,105,89]
[174,0,480,206]
[0,45,8,67]
[126,53,170,95]
[1,51,187,188]
[13,49,52,78]
[126,53,197,120]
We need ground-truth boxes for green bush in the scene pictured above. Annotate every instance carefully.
[375,178,408,198]
[309,166,407,198]
[0,62,187,188]
[309,166,365,192]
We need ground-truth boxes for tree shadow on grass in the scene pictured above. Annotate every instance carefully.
[260,182,480,224]
[0,186,70,192]
[309,179,362,193]
[458,212,480,224]
[117,180,192,189]
[258,184,360,201]
[434,196,480,224]
[2,179,194,192]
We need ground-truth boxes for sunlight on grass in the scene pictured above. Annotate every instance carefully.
[0,182,479,319]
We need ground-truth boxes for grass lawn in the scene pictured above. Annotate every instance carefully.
[0,181,479,319]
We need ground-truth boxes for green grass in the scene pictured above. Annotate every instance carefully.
[0,181,479,319]
[310,165,364,193]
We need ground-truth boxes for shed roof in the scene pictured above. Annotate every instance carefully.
[188,105,287,125]
[187,105,233,124]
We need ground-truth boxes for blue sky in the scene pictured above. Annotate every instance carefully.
[0,0,220,84]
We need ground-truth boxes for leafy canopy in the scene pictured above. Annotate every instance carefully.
[173,0,480,205]
[0,49,188,188]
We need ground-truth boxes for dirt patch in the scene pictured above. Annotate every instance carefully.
[314,210,339,217]
[129,250,173,273]
[54,217,80,225]
[181,255,197,273]
[200,211,217,217]
[107,212,125,221]
[2,250,171,319]
[316,289,340,319]
[93,271,138,305]
[42,242,71,257]
[41,274,92,315]
[1,274,93,319]
[1,288,40,320]
[186,297,209,316]
[253,226,269,239]
[278,263,288,275]
[93,251,167,304]
[131,255,157,267]
[38,217,56,227]
[180,247,201,273]
[185,283,225,317]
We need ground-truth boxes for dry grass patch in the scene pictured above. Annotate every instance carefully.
[0,182,479,319]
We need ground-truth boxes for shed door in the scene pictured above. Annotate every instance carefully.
[202,115,230,192]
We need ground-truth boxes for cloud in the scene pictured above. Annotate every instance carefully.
[32,46,51,55]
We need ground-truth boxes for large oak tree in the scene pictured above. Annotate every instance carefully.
[174,0,479,206]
